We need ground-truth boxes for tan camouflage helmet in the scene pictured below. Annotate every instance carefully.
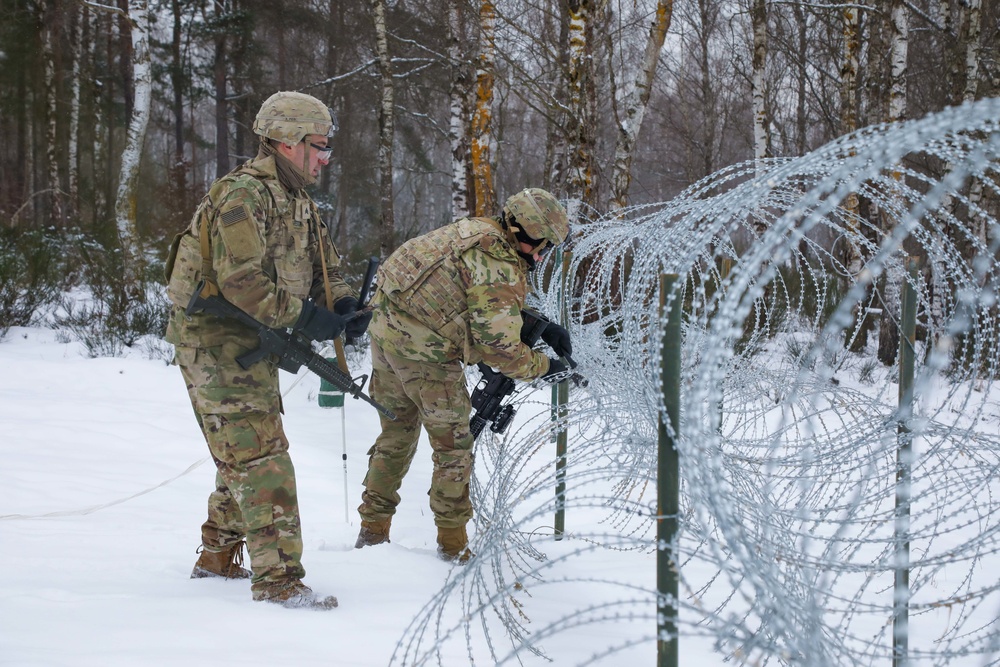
[502,188,569,247]
[252,91,337,145]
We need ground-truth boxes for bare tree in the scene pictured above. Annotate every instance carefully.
[372,0,396,256]
[471,0,497,216]
[114,0,152,293]
[751,0,768,164]
[448,0,473,219]
[609,0,673,212]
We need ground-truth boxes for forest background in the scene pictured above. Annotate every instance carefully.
[0,0,997,345]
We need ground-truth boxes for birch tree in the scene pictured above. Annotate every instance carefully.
[565,0,599,216]
[751,0,768,165]
[372,0,396,256]
[609,0,673,212]
[447,0,472,220]
[114,0,152,294]
[877,0,908,366]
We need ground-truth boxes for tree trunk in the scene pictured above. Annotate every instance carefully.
[43,0,63,225]
[610,0,672,212]
[751,0,767,165]
[565,0,597,217]
[877,0,908,366]
[114,0,152,296]
[470,0,496,217]
[372,0,395,257]
[448,0,473,220]
[213,20,228,178]
[792,1,807,155]
[68,3,82,217]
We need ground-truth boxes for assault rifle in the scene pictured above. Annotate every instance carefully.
[469,308,579,439]
[185,279,396,420]
[345,255,379,346]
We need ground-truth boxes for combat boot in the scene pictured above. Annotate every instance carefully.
[254,580,338,610]
[436,525,474,564]
[190,542,251,579]
[355,518,391,548]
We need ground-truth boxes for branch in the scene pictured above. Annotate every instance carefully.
[77,0,133,24]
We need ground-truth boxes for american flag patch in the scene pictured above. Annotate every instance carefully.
[220,205,249,226]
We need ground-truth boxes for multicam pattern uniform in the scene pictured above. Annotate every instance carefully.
[359,216,551,529]
[165,149,353,597]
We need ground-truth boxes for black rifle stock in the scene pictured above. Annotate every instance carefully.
[469,307,576,439]
[185,280,396,420]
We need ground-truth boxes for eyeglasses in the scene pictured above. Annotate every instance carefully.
[309,142,334,158]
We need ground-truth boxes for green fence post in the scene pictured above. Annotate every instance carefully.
[658,274,680,667]
[553,249,571,539]
[893,257,918,667]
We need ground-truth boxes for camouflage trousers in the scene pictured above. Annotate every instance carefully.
[176,344,305,594]
[358,338,474,529]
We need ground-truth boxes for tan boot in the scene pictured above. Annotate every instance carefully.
[254,580,338,610]
[436,525,474,563]
[355,518,391,549]
[190,542,251,579]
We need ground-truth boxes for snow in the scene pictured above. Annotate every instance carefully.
[0,327,671,666]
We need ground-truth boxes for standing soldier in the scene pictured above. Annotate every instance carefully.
[164,91,371,608]
[354,188,573,561]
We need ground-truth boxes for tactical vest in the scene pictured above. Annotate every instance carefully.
[165,159,331,310]
[377,217,508,337]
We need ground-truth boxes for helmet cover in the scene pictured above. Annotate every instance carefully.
[253,91,337,145]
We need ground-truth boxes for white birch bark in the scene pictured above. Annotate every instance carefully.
[751,0,767,166]
[888,0,907,125]
[43,2,62,223]
[610,0,672,212]
[960,0,985,243]
[372,0,396,256]
[878,0,908,366]
[113,0,151,292]
[566,0,594,214]
[69,4,82,212]
[447,0,471,220]
[841,4,862,276]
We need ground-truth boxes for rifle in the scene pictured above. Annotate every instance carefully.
[469,307,578,439]
[345,255,379,346]
[185,279,396,420]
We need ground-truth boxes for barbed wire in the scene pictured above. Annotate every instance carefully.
[392,98,1000,665]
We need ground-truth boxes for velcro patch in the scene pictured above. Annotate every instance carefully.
[220,205,249,226]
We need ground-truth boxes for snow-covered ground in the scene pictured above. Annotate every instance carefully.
[4,321,999,666]
[0,327,671,666]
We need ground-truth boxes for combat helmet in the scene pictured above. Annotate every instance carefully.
[502,188,569,251]
[253,91,337,145]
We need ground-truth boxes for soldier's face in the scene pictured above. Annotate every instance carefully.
[286,134,331,177]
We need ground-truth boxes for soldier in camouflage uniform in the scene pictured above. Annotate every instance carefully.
[354,188,573,561]
[164,91,371,609]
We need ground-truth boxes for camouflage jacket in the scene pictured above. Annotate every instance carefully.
[164,152,353,348]
[370,216,550,381]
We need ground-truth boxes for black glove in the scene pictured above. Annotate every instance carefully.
[541,357,568,383]
[334,297,373,340]
[541,323,572,358]
[295,299,346,341]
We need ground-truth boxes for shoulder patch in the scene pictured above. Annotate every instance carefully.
[220,205,249,226]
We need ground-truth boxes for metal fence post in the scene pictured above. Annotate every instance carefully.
[658,274,680,667]
[553,249,571,539]
[893,257,919,667]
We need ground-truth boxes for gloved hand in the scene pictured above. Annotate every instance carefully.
[295,299,346,341]
[541,323,572,358]
[334,297,374,340]
[541,357,569,383]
